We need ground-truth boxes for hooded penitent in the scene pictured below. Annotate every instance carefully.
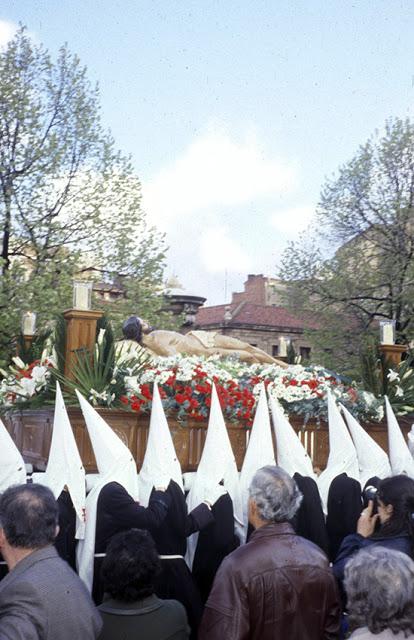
[269,396,315,479]
[385,396,414,477]
[185,382,243,568]
[75,390,139,591]
[340,403,391,486]
[0,418,26,492]
[326,472,362,561]
[238,384,275,541]
[35,381,86,539]
[317,392,360,512]
[138,382,183,506]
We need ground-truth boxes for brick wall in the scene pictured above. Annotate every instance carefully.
[231,274,267,305]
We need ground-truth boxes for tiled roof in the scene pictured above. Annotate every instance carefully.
[195,302,319,330]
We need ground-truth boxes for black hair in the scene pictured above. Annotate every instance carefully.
[121,316,142,343]
[373,475,414,542]
[0,484,58,548]
[101,529,161,602]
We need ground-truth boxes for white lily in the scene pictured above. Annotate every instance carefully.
[12,356,26,369]
[387,369,400,383]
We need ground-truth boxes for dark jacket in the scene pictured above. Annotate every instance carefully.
[333,532,412,583]
[199,522,341,640]
[98,594,190,640]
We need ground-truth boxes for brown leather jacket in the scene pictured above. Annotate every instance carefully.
[198,522,341,640]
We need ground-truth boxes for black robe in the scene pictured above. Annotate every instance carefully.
[149,481,214,638]
[93,481,171,604]
[326,473,362,561]
[55,490,77,570]
[291,473,329,555]
[192,492,240,603]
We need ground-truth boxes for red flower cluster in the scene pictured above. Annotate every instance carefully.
[122,365,257,425]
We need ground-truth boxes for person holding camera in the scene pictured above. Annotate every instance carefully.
[333,475,414,583]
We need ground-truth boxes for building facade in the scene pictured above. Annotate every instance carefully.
[194,274,317,360]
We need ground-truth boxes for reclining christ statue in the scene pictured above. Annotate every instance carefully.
[116,316,287,367]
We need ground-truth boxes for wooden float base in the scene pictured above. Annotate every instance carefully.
[3,408,413,473]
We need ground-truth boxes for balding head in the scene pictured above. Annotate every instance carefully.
[0,484,58,549]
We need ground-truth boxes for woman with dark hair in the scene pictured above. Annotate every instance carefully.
[98,529,190,640]
[344,546,414,639]
[333,475,414,582]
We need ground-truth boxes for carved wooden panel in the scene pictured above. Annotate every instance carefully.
[3,407,413,474]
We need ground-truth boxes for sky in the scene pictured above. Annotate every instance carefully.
[1,1,414,305]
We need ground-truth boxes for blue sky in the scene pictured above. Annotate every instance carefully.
[1,2,414,304]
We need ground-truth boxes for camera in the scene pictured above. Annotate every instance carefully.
[363,485,378,515]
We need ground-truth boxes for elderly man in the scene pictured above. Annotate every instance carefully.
[199,465,341,640]
[0,483,102,640]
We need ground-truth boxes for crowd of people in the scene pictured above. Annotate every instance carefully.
[1,374,414,639]
[1,466,414,639]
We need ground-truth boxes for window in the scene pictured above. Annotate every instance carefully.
[272,345,279,356]
[300,346,311,360]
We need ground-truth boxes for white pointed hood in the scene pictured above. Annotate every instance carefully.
[269,395,315,479]
[317,392,360,511]
[0,418,26,492]
[76,390,139,591]
[186,382,243,567]
[238,385,275,541]
[385,396,414,477]
[139,382,183,506]
[340,403,391,485]
[37,382,86,538]
[76,389,138,499]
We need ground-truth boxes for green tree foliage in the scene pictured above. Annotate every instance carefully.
[280,118,414,377]
[0,27,168,365]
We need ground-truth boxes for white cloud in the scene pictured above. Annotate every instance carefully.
[269,204,316,233]
[143,127,296,229]
[199,226,252,274]
[0,20,17,49]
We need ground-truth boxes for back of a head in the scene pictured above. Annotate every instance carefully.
[249,465,302,523]
[377,475,414,536]
[0,483,58,549]
[344,546,414,636]
[101,529,161,603]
